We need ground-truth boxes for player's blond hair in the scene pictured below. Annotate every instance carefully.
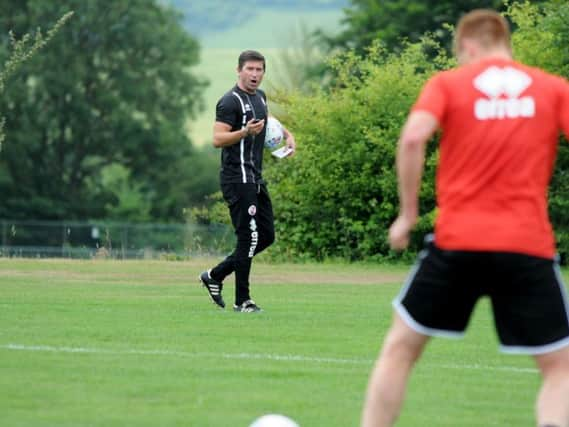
[454,9,511,55]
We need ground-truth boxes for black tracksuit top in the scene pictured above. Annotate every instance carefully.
[215,85,268,184]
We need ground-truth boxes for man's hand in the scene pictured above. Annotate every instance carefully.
[388,215,417,250]
[245,118,265,136]
[284,133,296,157]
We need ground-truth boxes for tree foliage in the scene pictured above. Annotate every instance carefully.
[320,0,504,54]
[0,0,216,222]
[0,11,73,151]
[265,39,450,261]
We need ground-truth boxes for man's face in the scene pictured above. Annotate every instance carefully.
[237,60,265,93]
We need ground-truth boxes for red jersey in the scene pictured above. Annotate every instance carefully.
[412,58,569,258]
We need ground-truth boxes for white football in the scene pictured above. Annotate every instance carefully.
[249,414,300,427]
[264,116,284,150]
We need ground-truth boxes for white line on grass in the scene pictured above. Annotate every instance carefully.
[1,343,538,374]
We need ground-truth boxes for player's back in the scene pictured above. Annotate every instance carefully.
[415,58,569,258]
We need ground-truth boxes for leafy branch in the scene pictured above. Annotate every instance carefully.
[0,11,74,150]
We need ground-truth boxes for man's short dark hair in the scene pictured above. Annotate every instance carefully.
[238,50,265,71]
[454,9,511,55]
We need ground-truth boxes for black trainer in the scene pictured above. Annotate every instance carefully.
[199,271,225,309]
[233,299,262,313]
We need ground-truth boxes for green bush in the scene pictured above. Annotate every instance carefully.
[265,39,451,260]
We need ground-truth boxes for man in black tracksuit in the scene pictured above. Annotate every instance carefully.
[199,50,296,312]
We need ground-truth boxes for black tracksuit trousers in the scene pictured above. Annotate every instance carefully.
[210,183,275,306]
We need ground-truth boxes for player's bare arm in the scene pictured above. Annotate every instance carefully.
[389,110,439,250]
[212,119,265,148]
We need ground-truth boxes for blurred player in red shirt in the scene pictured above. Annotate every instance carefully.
[362,9,569,427]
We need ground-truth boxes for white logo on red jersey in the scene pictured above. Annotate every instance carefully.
[473,66,535,120]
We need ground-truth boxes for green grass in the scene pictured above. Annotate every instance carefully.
[1,258,564,426]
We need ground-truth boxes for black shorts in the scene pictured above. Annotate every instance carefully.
[394,236,569,355]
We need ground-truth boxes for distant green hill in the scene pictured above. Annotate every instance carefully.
[167,0,347,38]
[198,8,344,48]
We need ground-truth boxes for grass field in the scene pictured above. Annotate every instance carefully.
[1,258,562,426]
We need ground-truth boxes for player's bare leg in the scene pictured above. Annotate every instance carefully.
[361,314,429,427]
[534,346,569,427]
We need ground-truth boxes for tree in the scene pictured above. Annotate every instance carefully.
[0,11,74,151]
[320,0,504,54]
[0,0,215,222]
